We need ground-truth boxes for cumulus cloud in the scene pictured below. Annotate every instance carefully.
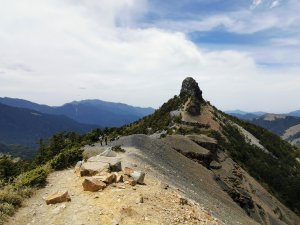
[0,0,299,112]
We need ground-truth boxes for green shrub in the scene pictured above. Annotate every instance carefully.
[19,167,48,187]
[0,203,15,216]
[0,190,22,208]
[50,147,83,170]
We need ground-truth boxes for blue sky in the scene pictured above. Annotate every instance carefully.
[134,0,300,67]
[0,0,299,112]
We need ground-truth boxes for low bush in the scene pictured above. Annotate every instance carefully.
[0,188,22,208]
[18,167,48,187]
[50,147,83,170]
[0,203,15,216]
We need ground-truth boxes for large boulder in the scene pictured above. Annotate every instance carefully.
[123,167,145,184]
[80,161,110,176]
[45,190,71,205]
[87,156,122,172]
[82,177,107,192]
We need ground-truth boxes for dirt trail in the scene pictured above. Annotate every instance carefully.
[7,168,220,225]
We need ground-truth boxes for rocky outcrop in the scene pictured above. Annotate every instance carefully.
[180,77,204,116]
[45,190,71,205]
[180,77,203,101]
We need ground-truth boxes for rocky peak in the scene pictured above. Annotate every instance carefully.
[180,77,203,116]
[180,77,203,101]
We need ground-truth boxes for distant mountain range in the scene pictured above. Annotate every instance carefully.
[0,97,154,127]
[226,110,300,147]
[0,103,96,145]
[0,97,154,157]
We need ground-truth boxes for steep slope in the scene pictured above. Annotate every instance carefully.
[109,77,300,225]
[0,103,96,147]
[0,97,154,127]
[226,111,300,147]
[251,114,300,147]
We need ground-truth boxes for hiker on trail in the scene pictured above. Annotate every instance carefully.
[104,136,108,145]
[99,136,103,146]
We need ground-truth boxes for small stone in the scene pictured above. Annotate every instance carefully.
[123,175,137,186]
[179,196,188,205]
[45,190,71,205]
[113,172,123,183]
[136,195,143,204]
[130,171,145,184]
[123,167,134,175]
[161,183,169,190]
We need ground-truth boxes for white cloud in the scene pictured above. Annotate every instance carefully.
[0,0,299,112]
[270,0,280,8]
[251,0,263,9]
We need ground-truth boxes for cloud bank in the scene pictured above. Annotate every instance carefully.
[0,0,299,113]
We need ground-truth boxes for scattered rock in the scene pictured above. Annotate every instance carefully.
[136,195,144,204]
[80,162,110,176]
[114,173,123,183]
[130,171,145,184]
[45,190,71,205]
[123,167,134,175]
[160,183,169,190]
[82,177,107,192]
[123,175,137,186]
[123,167,145,184]
[179,196,188,205]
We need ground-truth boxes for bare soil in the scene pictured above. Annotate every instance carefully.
[6,168,219,225]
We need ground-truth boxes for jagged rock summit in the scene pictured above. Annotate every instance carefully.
[180,77,204,116]
[180,77,203,101]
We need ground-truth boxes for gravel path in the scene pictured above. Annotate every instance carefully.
[112,134,259,225]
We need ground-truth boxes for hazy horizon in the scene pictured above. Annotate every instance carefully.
[1,0,300,113]
[1,94,300,115]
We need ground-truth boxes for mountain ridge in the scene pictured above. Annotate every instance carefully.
[0,97,154,128]
[107,77,300,225]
